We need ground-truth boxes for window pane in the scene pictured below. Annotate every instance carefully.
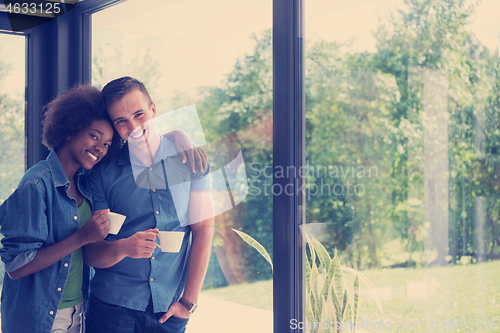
[0,32,26,313]
[305,0,500,331]
[92,2,272,332]
[0,34,25,202]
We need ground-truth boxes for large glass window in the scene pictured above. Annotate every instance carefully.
[92,2,273,332]
[304,0,500,331]
[0,31,26,314]
[0,33,25,202]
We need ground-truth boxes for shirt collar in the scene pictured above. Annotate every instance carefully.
[46,150,86,187]
[120,135,178,167]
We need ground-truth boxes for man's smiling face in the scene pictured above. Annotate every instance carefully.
[107,88,157,146]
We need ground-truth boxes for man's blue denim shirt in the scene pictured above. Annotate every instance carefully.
[88,136,212,313]
[0,149,93,333]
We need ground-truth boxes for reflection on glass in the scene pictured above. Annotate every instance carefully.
[305,0,500,331]
[92,1,272,332]
[224,151,248,206]
[129,106,248,224]
[0,32,25,302]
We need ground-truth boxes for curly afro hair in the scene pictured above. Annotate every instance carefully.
[41,85,117,152]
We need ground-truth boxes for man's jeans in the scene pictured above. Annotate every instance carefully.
[86,294,189,333]
[51,302,83,333]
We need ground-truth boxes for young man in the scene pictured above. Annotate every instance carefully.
[83,77,215,333]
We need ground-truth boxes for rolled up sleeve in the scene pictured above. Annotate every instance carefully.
[4,249,38,272]
[0,181,48,272]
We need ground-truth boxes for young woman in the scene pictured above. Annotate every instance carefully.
[0,85,114,333]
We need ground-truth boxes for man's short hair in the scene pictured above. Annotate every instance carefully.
[101,76,153,109]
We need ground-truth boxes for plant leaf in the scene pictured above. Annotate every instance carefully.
[326,289,336,333]
[305,247,312,299]
[320,256,337,306]
[342,289,348,320]
[333,249,345,302]
[352,275,360,333]
[319,295,331,333]
[306,296,315,326]
[304,233,317,268]
[344,293,352,333]
[326,258,343,327]
[310,259,321,321]
[309,235,331,271]
[232,228,273,271]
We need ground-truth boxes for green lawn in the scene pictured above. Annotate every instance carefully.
[202,260,500,332]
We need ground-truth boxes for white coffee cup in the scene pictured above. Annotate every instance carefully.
[107,212,126,234]
[157,231,185,253]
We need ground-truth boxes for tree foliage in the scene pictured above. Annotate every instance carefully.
[0,55,24,203]
[185,0,500,277]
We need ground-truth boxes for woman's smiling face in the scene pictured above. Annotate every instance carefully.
[66,119,114,170]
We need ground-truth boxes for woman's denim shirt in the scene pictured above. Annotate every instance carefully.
[0,150,93,333]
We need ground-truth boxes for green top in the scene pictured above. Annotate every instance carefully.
[58,198,91,309]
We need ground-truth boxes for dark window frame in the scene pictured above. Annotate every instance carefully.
[273,0,305,332]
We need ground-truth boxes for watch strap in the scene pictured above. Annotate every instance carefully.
[179,297,197,314]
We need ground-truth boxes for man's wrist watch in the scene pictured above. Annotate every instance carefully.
[179,297,198,314]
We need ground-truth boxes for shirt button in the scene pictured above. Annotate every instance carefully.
[156,211,159,215]
[49,311,54,315]
[64,263,69,267]
[150,278,154,282]
[152,189,156,192]
[150,168,153,171]
[57,287,62,292]
[73,216,78,220]
[151,256,155,260]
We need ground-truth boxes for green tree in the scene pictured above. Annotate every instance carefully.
[92,45,161,98]
[371,0,500,265]
[172,0,500,278]
[0,56,24,203]
[201,32,274,281]
[305,42,399,268]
